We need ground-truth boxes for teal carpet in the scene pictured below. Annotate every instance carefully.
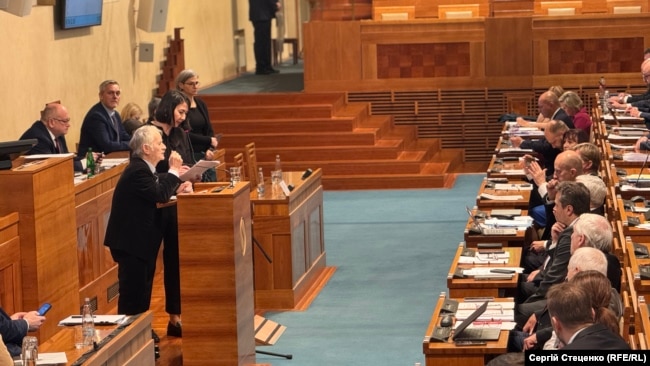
[256,174,485,365]
[200,62,304,94]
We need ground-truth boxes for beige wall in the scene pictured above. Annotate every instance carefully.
[0,0,240,146]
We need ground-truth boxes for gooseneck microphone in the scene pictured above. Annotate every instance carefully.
[635,152,650,188]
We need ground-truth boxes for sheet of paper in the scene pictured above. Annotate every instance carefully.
[493,184,533,191]
[457,321,517,330]
[24,153,75,159]
[498,148,533,153]
[455,309,514,321]
[608,134,639,141]
[483,217,533,228]
[500,169,525,175]
[457,257,508,265]
[610,143,635,150]
[462,267,523,276]
[480,193,524,201]
[58,314,126,326]
[179,160,219,181]
[623,152,650,162]
[101,158,128,168]
[458,301,515,310]
[13,352,68,365]
[621,184,650,192]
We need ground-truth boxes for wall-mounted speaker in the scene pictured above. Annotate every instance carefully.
[137,0,169,33]
[0,0,32,17]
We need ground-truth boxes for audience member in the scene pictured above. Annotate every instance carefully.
[515,181,590,326]
[0,306,45,356]
[249,0,281,75]
[546,281,629,349]
[561,129,589,152]
[570,213,620,290]
[120,102,144,136]
[176,69,219,181]
[610,58,650,106]
[78,80,131,155]
[20,102,90,172]
[149,90,201,337]
[575,176,606,215]
[512,120,568,176]
[559,92,592,135]
[147,97,161,123]
[573,142,601,176]
[516,86,565,128]
[104,126,184,318]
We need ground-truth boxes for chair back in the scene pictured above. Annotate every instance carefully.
[233,152,245,180]
[245,142,259,187]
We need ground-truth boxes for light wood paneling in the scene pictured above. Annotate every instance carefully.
[0,213,22,316]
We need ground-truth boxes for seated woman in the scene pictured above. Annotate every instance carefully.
[559,91,592,136]
[120,102,144,136]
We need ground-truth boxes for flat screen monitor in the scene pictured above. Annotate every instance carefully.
[60,0,103,30]
[0,139,37,170]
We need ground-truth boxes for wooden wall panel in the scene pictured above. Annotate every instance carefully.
[547,38,643,74]
[485,17,533,77]
[377,43,471,78]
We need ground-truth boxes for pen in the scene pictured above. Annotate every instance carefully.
[71,315,96,318]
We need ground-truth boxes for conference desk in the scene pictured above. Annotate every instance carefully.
[463,208,527,248]
[422,294,509,366]
[250,169,326,309]
[447,244,521,298]
[475,179,530,210]
[616,197,650,237]
[38,311,154,366]
[486,155,526,180]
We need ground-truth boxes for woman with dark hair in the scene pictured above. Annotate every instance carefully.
[562,128,589,151]
[149,90,211,338]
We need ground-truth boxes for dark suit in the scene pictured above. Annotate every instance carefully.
[551,108,574,129]
[520,139,561,176]
[78,102,131,156]
[104,157,181,315]
[249,0,278,72]
[0,307,28,357]
[562,323,630,350]
[19,120,83,171]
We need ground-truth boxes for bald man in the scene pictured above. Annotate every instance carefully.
[19,103,88,172]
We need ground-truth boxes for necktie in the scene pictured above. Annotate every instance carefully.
[54,138,60,153]
[111,114,120,142]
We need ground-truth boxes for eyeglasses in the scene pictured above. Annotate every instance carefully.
[184,81,200,87]
[52,118,71,124]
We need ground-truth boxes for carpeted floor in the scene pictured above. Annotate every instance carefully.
[200,62,304,94]
[256,174,485,365]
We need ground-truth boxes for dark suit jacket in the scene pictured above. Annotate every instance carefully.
[628,88,650,104]
[187,97,215,154]
[19,121,83,171]
[525,226,573,304]
[249,0,278,21]
[520,139,561,176]
[551,108,575,129]
[78,102,131,156]
[0,307,28,357]
[104,158,181,262]
[562,323,630,350]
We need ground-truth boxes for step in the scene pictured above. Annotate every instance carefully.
[321,173,449,190]
[201,92,346,108]
[224,143,405,161]
[220,130,379,148]
[212,105,335,119]
[257,159,427,175]
[216,117,356,134]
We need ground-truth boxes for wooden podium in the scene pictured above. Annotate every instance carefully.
[177,182,256,366]
[251,169,326,309]
[0,156,80,340]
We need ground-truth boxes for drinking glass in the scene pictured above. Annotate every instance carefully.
[21,336,38,366]
[230,167,241,186]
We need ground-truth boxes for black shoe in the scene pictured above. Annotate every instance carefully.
[255,68,280,75]
[167,321,182,337]
[268,68,280,74]
[154,344,160,359]
[151,330,160,343]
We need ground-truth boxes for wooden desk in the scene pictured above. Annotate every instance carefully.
[463,208,527,247]
[616,197,650,238]
[486,155,526,180]
[625,238,650,298]
[476,179,531,210]
[39,311,154,366]
[251,169,326,309]
[447,244,521,298]
[0,212,21,315]
[422,294,509,366]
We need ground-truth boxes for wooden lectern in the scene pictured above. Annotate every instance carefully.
[0,156,80,340]
[177,182,255,366]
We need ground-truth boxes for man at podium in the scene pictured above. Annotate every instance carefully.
[104,125,189,316]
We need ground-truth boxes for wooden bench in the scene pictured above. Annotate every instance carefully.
[272,38,299,66]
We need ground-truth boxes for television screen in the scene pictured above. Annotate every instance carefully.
[60,0,103,29]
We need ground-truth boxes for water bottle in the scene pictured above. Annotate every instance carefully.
[275,154,282,175]
[257,167,265,198]
[86,148,95,178]
[603,90,610,114]
[81,298,95,346]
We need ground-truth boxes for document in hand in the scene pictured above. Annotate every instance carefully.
[180,160,219,181]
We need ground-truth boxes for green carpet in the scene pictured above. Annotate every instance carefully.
[256,174,485,365]
[200,62,304,94]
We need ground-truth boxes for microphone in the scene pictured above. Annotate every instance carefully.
[301,168,313,180]
[634,152,650,188]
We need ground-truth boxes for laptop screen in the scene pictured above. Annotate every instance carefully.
[451,301,489,341]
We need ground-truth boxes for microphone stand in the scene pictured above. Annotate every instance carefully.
[633,151,650,188]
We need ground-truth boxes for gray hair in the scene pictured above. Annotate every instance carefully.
[573,213,613,253]
[99,80,119,93]
[576,174,606,209]
[175,69,198,90]
[568,247,608,275]
[130,125,161,158]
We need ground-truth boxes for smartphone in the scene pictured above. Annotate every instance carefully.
[37,303,52,316]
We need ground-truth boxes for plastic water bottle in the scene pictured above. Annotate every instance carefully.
[86,148,95,178]
[257,167,265,198]
[603,90,610,114]
[275,154,282,175]
[82,298,95,346]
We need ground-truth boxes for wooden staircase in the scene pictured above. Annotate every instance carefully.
[201,92,463,190]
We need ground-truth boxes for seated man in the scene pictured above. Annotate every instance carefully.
[78,80,131,156]
[515,181,590,326]
[0,306,45,357]
[511,120,568,177]
[20,103,99,172]
[573,142,601,176]
[546,280,629,349]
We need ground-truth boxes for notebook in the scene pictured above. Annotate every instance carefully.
[451,301,501,341]
[466,207,517,236]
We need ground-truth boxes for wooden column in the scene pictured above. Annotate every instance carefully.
[177,182,255,366]
[0,156,79,340]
